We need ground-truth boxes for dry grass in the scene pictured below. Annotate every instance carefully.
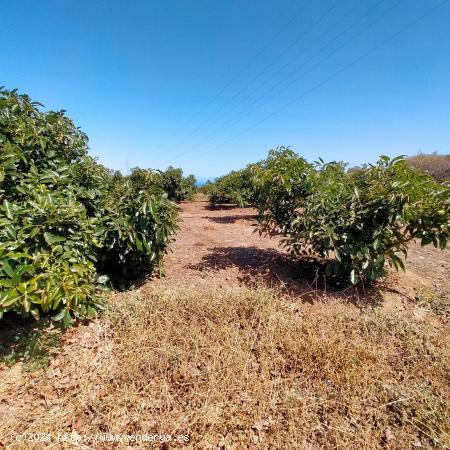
[414,284,450,317]
[1,285,449,449]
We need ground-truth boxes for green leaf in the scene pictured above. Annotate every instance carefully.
[3,200,13,220]
[2,261,15,278]
[63,309,72,328]
[51,309,66,322]
[44,232,66,246]
[350,269,359,285]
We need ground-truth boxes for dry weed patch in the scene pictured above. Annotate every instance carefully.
[1,286,449,449]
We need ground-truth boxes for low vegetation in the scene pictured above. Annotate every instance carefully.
[0,89,179,323]
[0,317,62,371]
[1,285,448,448]
[159,165,197,202]
[209,166,256,207]
[209,147,450,284]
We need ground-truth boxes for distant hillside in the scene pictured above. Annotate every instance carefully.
[406,153,450,181]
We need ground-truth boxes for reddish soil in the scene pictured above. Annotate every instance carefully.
[0,199,448,446]
[148,200,450,307]
[149,201,286,290]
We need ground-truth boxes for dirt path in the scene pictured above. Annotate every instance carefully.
[1,199,448,447]
[149,200,285,290]
[148,200,450,306]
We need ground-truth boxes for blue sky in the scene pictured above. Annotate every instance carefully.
[2,0,449,179]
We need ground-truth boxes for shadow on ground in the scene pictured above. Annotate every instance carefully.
[188,246,383,307]
[203,203,239,211]
[202,214,259,224]
[0,315,64,371]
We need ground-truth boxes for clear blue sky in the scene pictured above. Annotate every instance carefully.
[2,0,449,179]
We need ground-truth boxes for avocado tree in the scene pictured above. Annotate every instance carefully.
[0,88,178,323]
[254,149,450,284]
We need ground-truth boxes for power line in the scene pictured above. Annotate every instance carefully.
[181,0,399,152]
[185,0,448,167]
[169,0,398,164]
[162,0,341,153]
[208,0,365,125]
[150,0,311,162]
[153,0,350,165]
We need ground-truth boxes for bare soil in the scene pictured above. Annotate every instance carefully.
[0,198,449,448]
[149,199,450,308]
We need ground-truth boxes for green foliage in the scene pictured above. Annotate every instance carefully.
[209,166,256,207]
[97,169,179,288]
[252,147,313,230]
[198,179,214,196]
[160,166,196,202]
[255,150,450,284]
[0,318,62,371]
[209,147,312,210]
[0,88,178,323]
[129,166,196,202]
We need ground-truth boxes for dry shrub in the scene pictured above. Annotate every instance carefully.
[406,153,450,181]
[1,286,449,449]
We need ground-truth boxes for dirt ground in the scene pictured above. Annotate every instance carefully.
[0,199,449,448]
[149,199,450,309]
